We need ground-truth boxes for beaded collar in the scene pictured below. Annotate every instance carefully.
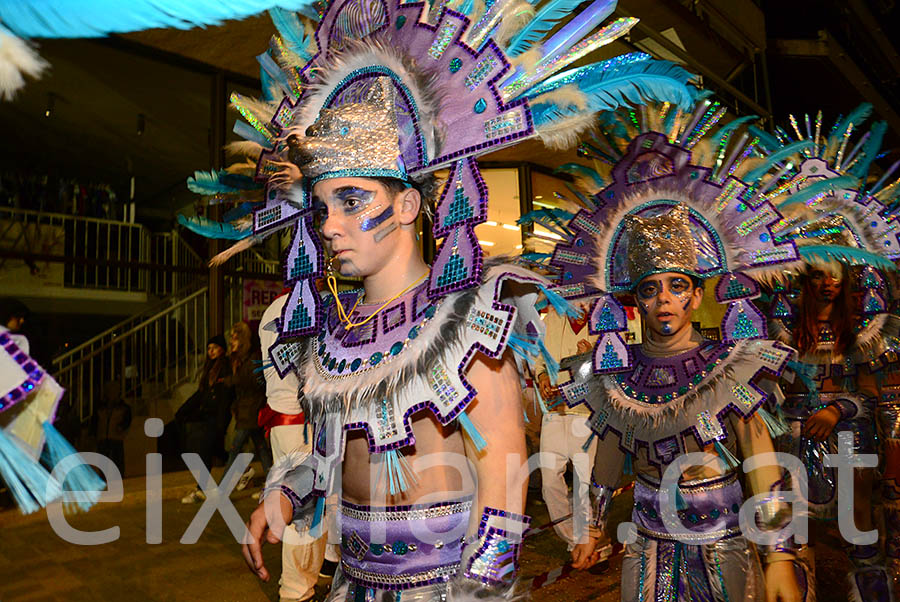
[614,341,735,404]
[313,280,444,381]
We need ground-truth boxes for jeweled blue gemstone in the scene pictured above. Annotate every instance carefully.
[396,15,406,29]
[688,513,699,524]
[564,272,573,280]
[690,171,699,179]
[371,543,383,555]
[474,98,487,114]
[731,503,740,513]
[497,540,510,553]
[392,541,408,555]
[759,232,770,242]
[338,359,346,373]
[424,305,436,318]
[710,509,720,519]
[351,358,362,372]
[449,57,462,73]
[648,508,658,519]
[390,341,404,356]
[328,357,336,371]
[370,352,383,365]
[575,239,584,247]
[408,326,419,339]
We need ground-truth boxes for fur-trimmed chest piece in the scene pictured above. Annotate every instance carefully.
[312,282,442,380]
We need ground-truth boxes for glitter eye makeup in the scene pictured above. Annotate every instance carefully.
[334,186,376,215]
[359,205,395,232]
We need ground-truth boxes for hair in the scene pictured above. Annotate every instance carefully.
[0,298,28,324]
[229,321,254,371]
[199,351,230,389]
[793,264,856,357]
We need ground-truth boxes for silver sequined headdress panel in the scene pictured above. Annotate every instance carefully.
[624,203,699,286]
[287,77,407,183]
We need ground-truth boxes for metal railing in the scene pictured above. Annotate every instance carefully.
[149,230,204,296]
[0,207,151,292]
[55,287,210,421]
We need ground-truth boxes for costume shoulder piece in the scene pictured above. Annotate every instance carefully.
[301,261,549,452]
[0,328,104,514]
[561,338,792,466]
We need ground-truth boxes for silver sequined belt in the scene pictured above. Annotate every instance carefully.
[340,562,459,588]
[341,498,473,522]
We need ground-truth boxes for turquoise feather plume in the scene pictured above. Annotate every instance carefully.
[506,0,598,57]
[775,175,859,209]
[268,7,313,60]
[1,1,321,38]
[743,140,814,182]
[747,125,781,153]
[711,115,758,149]
[177,214,252,240]
[555,163,605,189]
[797,244,897,271]
[187,170,261,195]
[827,103,872,149]
[529,60,696,126]
[849,121,887,180]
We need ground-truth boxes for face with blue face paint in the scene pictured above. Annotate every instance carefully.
[635,272,704,338]
[313,177,417,278]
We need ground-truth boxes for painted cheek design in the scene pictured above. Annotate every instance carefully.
[359,205,395,232]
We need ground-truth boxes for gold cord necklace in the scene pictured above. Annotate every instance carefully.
[326,270,429,331]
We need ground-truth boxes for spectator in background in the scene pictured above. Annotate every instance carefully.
[180,334,233,504]
[0,298,28,337]
[93,381,132,476]
[222,321,271,493]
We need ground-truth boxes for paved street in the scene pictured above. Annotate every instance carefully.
[0,468,855,601]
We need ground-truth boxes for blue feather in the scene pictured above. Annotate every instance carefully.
[775,176,859,209]
[268,7,313,60]
[711,115,758,149]
[187,170,260,195]
[458,0,475,14]
[177,214,252,240]
[849,121,887,181]
[743,140,814,182]
[1,1,321,38]
[555,163,605,188]
[827,103,872,149]
[223,201,259,222]
[506,0,599,57]
[748,125,781,153]
[798,245,897,271]
[529,60,697,126]
[518,52,650,100]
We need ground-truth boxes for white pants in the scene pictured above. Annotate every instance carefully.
[271,424,326,601]
[539,412,597,550]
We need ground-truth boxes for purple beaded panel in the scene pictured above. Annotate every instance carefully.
[0,332,46,413]
[592,332,633,374]
[253,182,307,235]
[721,299,767,343]
[588,294,627,334]
[284,215,325,286]
[714,271,760,303]
[464,507,530,586]
[549,132,800,295]
[428,223,483,299]
[280,278,324,339]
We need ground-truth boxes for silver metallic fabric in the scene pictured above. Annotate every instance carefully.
[620,534,765,602]
[623,203,699,284]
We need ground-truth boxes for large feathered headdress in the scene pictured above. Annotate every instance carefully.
[180,0,698,355]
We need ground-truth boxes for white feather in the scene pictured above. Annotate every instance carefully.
[225,141,264,159]
[535,112,596,151]
[0,28,48,100]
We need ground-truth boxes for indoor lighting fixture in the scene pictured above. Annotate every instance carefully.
[515,244,523,249]
[485,220,498,226]
[479,240,495,246]
[532,231,563,241]
[502,224,520,231]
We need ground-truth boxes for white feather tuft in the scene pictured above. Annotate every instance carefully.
[493,0,536,48]
[535,112,596,151]
[225,140,264,159]
[209,234,264,267]
[0,28,48,101]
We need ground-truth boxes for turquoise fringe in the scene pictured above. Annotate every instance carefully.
[41,421,105,512]
[309,496,325,538]
[377,449,419,496]
[536,337,561,385]
[457,411,487,452]
[582,432,596,452]
[757,408,790,439]
[0,428,61,514]
[507,332,540,364]
[533,384,550,415]
[672,485,688,511]
[538,285,580,318]
[714,440,740,470]
[623,452,633,475]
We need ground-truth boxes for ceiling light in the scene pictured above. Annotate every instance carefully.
[515,244,522,249]
[479,240,495,246]
[532,231,563,241]
[485,220,498,226]
[502,224,520,231]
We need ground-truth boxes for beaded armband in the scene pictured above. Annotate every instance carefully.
[755,484,803,563]
[461,507,531,587]
[262,453,324,524]
[591,483,615,533]
[830,398,860,421]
